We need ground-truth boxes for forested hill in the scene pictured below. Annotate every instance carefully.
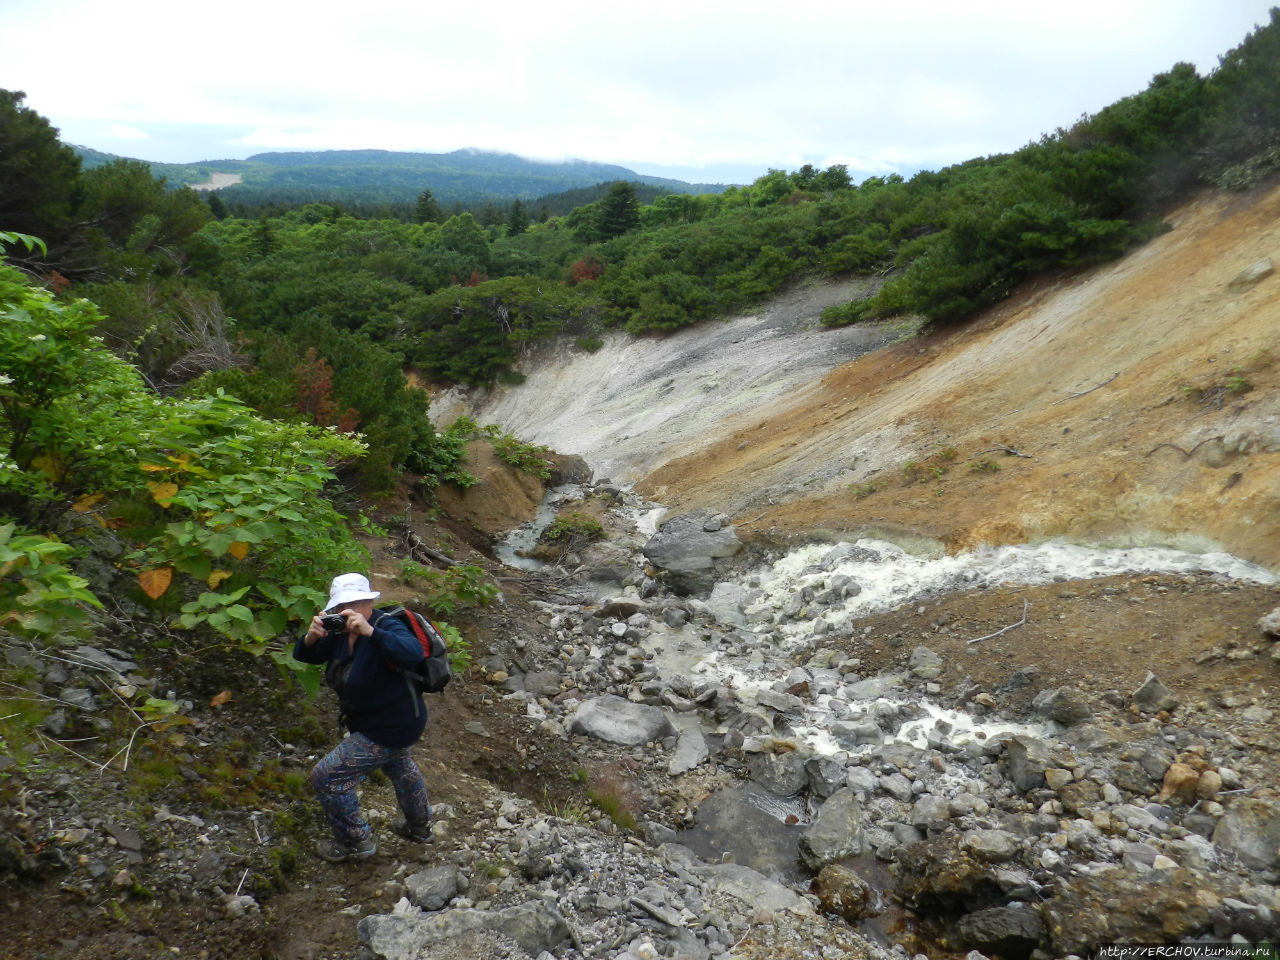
[71,145,732,210]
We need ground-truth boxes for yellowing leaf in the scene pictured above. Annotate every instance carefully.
[207,569,233,589]
[72,493,104,513]
[139,463,170,473]
[227,541,249,561]
[209,690,234,708]
[138,567,173,600]
[148,481,179,506]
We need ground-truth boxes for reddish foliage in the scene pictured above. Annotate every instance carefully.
[568,257,604,285]
[293,347,358,431]
[44,271,70,294]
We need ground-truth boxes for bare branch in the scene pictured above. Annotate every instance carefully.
[1051,372,1119,405]
[967,599,1029,644]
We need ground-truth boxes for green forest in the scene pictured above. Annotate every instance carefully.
[1,9,1278,695]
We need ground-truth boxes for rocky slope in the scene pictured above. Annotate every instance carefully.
[434,184,1280,571]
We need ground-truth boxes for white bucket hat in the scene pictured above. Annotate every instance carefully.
[325,572,381,610]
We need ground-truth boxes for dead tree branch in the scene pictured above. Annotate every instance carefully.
[1145,436,1223,459]
[1051,372,1119,405]
[966,443,1032,462]
[402,530,462,568]
[967,599,1029,645]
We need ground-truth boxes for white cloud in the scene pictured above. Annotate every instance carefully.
[106,124,148,141]
[1,0,1275,179]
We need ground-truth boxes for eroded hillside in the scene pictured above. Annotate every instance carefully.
[436,184,1280,570]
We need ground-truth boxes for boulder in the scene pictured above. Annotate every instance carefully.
[1004,736,1051,792]
[1132,673,1179,714]
[1258,606,1280,638]
[747,750,809,797]
[1212,798,1280,870]
[908,646,943,680]
[955,902,1045,956]
[405,865,460,911]
[668,728,709,776]
[799,788,866,871]
[358,903,571,959]
[566,695,676,745]
[811,864,877,922]
[1033,687,1093,726]
[1227,257,1274,293]
[642,510,742,594]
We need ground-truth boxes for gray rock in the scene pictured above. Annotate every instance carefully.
[358,903,571,959]
[819,543,881,570]
[831,720,882,749]
[846,766,879,797]
[678,787,805,880]
[1004,736,1051,792]
[705,582,751,628]
[406,864,460,911]
[956,902,1045,955]
[642,511,742,574]
[521,670,562,698]
[799,788,866,871]
[669,728,710,775]
[566,695,676,745]
[1227,257,1274,293]
[805,756,847,799]
[962,829,1021,862]
[910,795,953,828]
[1258,607,1280,638]
[908,646,943,681]
[755,689,805,714]
[880,772,914,802]
[1138,745,1175,781]
[1212,798,1280,870]
[1132,672,1179,713]
[748,751,809,797]
[1033,687,1093,725]
[691,860,814,915]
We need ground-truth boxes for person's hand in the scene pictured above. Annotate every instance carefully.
[303,614,326,645]
[341,609,375,638]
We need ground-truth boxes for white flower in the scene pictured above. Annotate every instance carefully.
[28,334,47,342]
[0,374,12,385]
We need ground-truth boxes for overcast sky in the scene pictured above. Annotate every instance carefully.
[2,1,1274,185]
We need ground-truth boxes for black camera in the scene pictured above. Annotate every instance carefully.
[321,613,347,635]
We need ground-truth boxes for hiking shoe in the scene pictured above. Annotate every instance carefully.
[315,835,377,863]
[391,818,433,843]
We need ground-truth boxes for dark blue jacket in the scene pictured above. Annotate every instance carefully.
[293,609,426,748]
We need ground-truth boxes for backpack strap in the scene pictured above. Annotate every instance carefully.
[376,605,426,720]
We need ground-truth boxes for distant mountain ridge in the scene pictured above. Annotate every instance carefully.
[71,145,733,209]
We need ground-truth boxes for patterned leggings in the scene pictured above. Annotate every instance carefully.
[310,732,431,844]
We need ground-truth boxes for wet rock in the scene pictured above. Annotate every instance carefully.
[669,728,709,775]
[1210,898,1280,941]
[747,750,808,797]
[566,695,676,745]
[805,756,847,799]
[955,902,1045,956]
[1212,798,1280,870]
[908,646,943,680]
[820,543,881,570]
[679,785,804,879]
[406,864,460,911]
[811,864,876,922]
[1033,687,1092,726]
[1003,737,1051,792]
[799,788,866,871]
[358,903,572,959]
[705,582,751,628]
[831,720,882,749]
[642,510,742,593]
[1039,867,1223,956]
[1132,672,1179,714]
[894,837,1008,912]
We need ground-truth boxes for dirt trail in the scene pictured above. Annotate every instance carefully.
[637,185,1280,569]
